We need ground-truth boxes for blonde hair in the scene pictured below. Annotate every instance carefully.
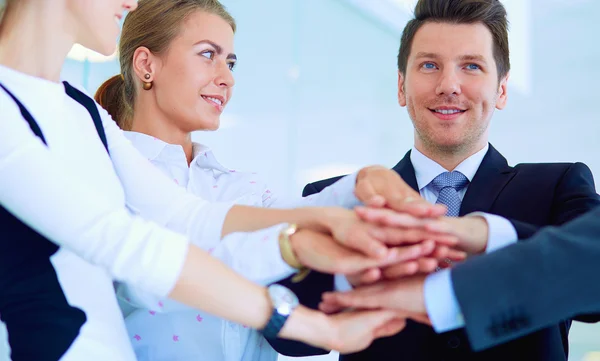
[95,0,236,130]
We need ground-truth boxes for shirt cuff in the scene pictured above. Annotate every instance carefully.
[223,223,297,285]
[327,172,363,209]
[334,274,353,292]
[468,212,518,253]
[424,269,465,333]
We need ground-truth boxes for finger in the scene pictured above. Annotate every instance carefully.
[374,318,407,338]
[420,240,436,255]
[431,246,466,262]
[445,248,467,262]
[425,204,448,218]
[373,227,453,246]
[381,261,419,279]
[334,243,428,275]
[382,257,438,279]
[359,268,382,285]
[392,201,447,218]
[319,300,345,314]
[323,284,392,310]
[432,245,450,259]
[346,234,390,260]
[346,273,364,288]
[425,219,454,234]
[365,195,386,208]
[346,268,380,287]
[357,207,430,228]
[416,257,439,274]
[343,223,390,259]
[383,258,438,278]
[354,180,381,207]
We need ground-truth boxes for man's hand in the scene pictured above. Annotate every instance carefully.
[355,166,447,217]
[424,215,489,255]
[355,207,489,255]
[343,243,466,288]
[320,275,431,326]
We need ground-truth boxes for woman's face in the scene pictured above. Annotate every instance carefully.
[68,0,138,55]
[151,11,236,132]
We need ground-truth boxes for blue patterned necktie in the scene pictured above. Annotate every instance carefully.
[430,171,469,217]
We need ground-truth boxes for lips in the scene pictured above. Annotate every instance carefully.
[428,106,467,121]
[201,94,226,112]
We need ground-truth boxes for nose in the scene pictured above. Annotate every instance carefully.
[214,60,235,88]
[435,67,461,96]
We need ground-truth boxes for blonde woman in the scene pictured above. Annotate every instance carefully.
[92,1,461,360]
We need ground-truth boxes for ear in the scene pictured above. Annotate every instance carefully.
[495,71,509,110]
[132,46,157,82]
[398,71,407,107]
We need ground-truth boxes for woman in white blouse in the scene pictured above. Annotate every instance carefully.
[92,1,456,360]
[0,0,449,360]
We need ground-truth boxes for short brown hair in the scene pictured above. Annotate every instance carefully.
[397,0,510,80]
[95,0,236,130]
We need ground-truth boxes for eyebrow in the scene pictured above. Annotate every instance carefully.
[414,52,487,64]
[458,54,487,64]
[194,39,237,61]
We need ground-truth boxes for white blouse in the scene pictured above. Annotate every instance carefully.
[119,131,360,361]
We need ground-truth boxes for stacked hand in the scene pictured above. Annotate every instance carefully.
[283,166,491,353]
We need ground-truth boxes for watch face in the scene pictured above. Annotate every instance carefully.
[268,284,299,316]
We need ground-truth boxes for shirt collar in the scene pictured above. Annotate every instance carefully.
[124,131,230,173]
[410,144,489,191]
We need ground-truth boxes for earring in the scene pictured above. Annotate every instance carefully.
[143,73,153,90]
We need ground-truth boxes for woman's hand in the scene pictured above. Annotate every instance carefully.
[279,306,408,354]
[307,207,458,259]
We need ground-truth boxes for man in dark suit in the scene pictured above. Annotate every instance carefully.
[322,198,600,356]
[269,0,600,360]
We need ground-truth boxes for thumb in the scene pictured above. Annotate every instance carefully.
[355,180,382,206]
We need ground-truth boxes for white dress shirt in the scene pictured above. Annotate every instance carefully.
[119,132,361,361]
[417,146,520,333]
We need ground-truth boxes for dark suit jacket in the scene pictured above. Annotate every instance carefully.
[268,145,600,361]
[452,205,600,352]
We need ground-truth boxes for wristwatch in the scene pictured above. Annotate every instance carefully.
[278,224,311,282]
[261,284,300,339]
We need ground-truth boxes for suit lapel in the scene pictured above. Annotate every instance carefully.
[459,145,516,216]
[391,151,420,192]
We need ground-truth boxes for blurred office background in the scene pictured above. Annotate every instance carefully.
[2,0,599,359]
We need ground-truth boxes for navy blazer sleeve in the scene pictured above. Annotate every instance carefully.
[452,205,600,351]
[509,162,600,239]
[266,177,343,356]
[506,163,600,323]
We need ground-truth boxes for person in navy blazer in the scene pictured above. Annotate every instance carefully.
[288,145,600,361]
[268,0,600,360]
